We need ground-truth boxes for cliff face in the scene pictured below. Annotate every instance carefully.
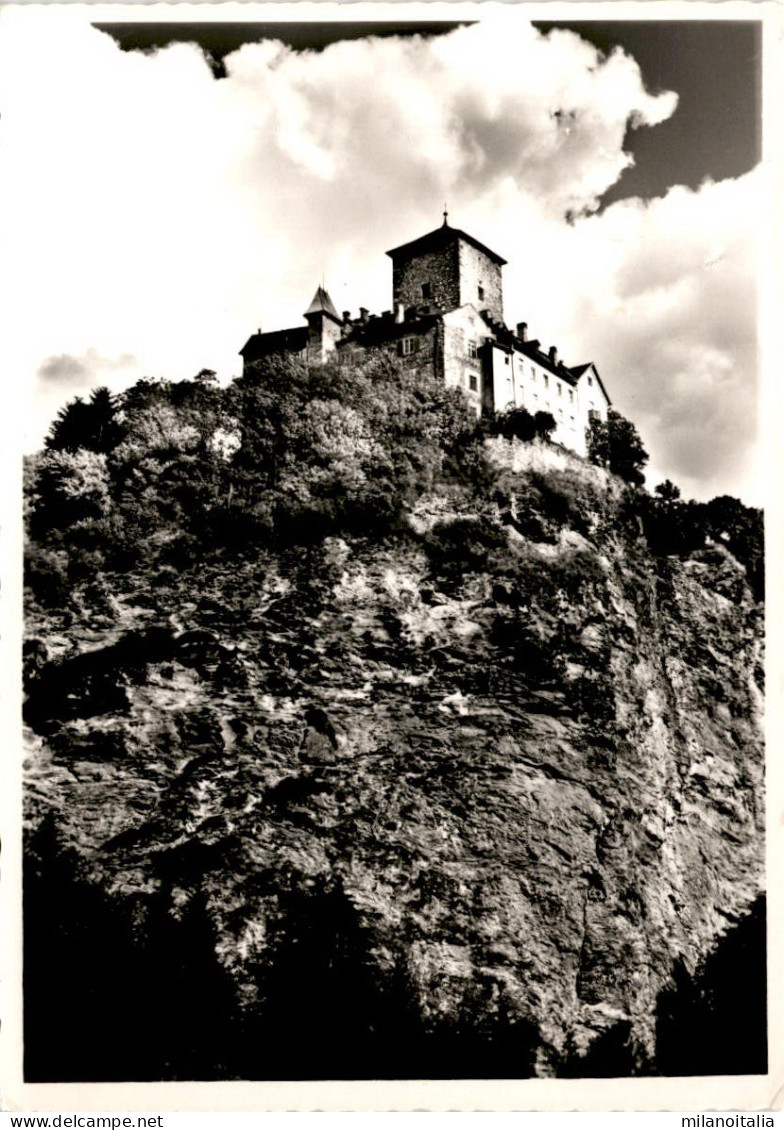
[23,442,765,1082]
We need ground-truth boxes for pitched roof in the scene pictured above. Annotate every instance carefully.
[568,362,611,405]
[386,222,507,267]
[340,310,441,348]
[304,285,341,322]
[484,323,611,402]
[239,326,309,360]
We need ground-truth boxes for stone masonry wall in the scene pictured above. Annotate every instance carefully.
[306,315,342,366]
[392,245,460,314]
[340,325,438,382]
[442,308,486,416]
[458,240,504,323]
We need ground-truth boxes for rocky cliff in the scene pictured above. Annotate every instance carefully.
[23,441,765,1082]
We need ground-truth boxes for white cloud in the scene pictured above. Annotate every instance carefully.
[0,8,759,501]
[522,174,760,503]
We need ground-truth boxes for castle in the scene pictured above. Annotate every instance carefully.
[240,217,611,457]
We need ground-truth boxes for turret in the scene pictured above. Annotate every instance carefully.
[303,285,342,365]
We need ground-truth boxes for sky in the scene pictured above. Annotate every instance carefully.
[0,7,764,503]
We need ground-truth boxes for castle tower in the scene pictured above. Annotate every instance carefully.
[304,285,343,365]
[386,218,506,324]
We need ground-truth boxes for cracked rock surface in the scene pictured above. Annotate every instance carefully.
[23,454,765,1081]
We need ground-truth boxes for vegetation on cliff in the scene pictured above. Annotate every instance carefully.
[23,354,765,1081]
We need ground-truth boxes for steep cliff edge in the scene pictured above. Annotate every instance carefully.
[23,441,765,1081]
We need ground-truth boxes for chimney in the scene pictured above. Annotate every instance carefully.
[360,307,369,323]
[516,321,528,341]
[343,310,351,324]
[396,302,405,324]
[549,345,558,365]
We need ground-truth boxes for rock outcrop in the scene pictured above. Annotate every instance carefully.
[23,443,765,1081]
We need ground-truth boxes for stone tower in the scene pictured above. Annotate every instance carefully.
[386,219,506,324]
[304,285,343,365]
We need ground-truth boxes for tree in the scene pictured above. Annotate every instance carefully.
[654,479,681,502]
[30,449,111,537]
[587,410,648,485]
[494,407,537,442]
[533,411,556,442]
[703,495,763,599]
[641,492,706,558]
[223,351,485,542]
[46,387,124,455]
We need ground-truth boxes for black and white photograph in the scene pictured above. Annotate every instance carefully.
[0,0,776,1108]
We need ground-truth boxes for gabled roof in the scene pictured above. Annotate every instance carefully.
[567,362,612,406]
[568,363,592,378]
[386,222,507,267]
[240,326,308,360]
[484,322,611,402]
[304,285,341,323]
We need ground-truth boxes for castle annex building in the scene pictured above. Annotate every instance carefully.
[240,219,610,457]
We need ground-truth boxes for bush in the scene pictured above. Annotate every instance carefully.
[527,470,600,537]
[547,547,606,600]
[492,407,556,444]
[25,544,70,609]
[533,411,557,441]
[424,516,508,574]
[30,450,111,538]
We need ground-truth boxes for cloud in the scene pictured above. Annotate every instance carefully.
[37,350,137,388]
[519,173,760,502]
[0,9,758,500]
[36,355,93,388]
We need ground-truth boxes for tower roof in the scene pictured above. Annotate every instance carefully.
[385,222,507,267]
[304,285,341,322]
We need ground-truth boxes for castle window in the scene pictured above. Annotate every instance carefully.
[588,375,593,386]
[421,282,432,300]
[469,373,478,392]
[478,284,485,302]
[400,336,417,356]
[504,355,510,365]
[557,383,562,397]
[558,408,564,421]
[468,340,478,359]
[568,389,574,402]
[543,374,549,389]
[531,368,536,381]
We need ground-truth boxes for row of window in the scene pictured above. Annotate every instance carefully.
[398,335,597,416]
[503,354,580,401]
